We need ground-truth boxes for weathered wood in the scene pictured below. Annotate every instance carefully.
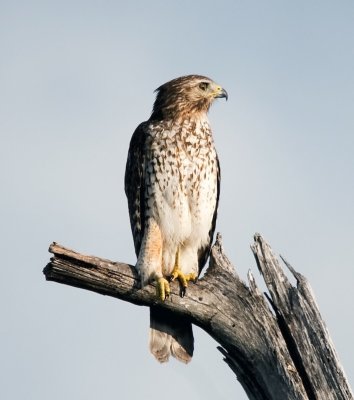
[251,234,353,400]
[43,233,353,400]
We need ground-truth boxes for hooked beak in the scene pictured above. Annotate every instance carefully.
[214,86,228,101]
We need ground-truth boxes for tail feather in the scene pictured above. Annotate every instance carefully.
[149,308,194,363]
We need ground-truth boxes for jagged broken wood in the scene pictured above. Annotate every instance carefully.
[43,233,353,400]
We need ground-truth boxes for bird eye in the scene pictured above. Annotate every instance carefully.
[199,82,209,91]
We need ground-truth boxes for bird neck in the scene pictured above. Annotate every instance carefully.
[151,108,209,126]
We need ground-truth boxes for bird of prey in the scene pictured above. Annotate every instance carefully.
[125,75,227,363]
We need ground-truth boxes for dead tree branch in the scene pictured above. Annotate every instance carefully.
[43,233,353,400]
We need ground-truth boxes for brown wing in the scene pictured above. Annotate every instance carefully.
[124,122,148,257]
[197,153,221,274]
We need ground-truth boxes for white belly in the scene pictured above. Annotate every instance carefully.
[150,152,218,275]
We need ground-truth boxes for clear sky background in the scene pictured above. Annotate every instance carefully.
[1,1,353,399]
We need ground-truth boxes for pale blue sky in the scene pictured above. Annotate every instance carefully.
[1,1,353,399]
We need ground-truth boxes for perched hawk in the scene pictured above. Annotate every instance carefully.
[125,75,227,363]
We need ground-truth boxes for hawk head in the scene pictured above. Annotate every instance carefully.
[151,75,228,120]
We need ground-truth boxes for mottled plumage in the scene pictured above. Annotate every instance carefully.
[125,75,226,363]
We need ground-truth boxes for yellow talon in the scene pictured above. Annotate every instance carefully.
[170,247,197,297]
[156,277,170,301]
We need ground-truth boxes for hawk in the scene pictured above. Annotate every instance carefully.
[125,75,227,363]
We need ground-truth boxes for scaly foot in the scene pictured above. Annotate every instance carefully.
[169,247,197,297]
[169,269,197,297]
[156,277,170,301]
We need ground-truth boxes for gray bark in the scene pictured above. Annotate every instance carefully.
[43,233,353,400]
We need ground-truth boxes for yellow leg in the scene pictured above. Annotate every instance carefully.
[170,247,197,297]
[156,277,170,301]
